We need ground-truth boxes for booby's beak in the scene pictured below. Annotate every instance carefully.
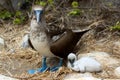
[34,10,43,23]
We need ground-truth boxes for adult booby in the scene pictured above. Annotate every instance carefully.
[67,53,102,72]
[28,5,90,74]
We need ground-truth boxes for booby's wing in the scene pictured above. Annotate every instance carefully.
[50,29,90,59]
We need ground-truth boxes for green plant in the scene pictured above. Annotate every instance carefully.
[110,21,120,30]
[68,1,81,16]
[35,0,54,7]
[0,10,12,19]
[107,2,113,7]
[13,18,22,24]
[72,1,79,8]
[68,9,81,16]
[35,1,47,7]
[48,0,54,5]
[13,11,26,25]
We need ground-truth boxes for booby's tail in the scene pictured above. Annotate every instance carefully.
[72,28,91,33]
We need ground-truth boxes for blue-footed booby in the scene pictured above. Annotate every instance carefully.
[27,5,90,74]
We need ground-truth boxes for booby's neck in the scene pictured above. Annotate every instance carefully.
[30,17,51,43]
[30,18,46,31]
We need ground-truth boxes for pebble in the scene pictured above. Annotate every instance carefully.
[114,66,120,78]
[78,52,119,67]
[0,74,19,80]
[8,49,15,54]
[64,73,101,80]
[0,37,5,50]
[21,34,30,48]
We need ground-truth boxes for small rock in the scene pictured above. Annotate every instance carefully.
[8,49,15,54]
[78,52,119,67]
[64,73,101,80]
[21,34,30,48]
[78,52,110,59]
[0,74,19,80]
[113,41,120,57]
[0,37,5,50]
[114,66,120,78]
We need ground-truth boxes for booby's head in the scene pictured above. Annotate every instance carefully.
[32,5,44,23]
[67,53,77,67]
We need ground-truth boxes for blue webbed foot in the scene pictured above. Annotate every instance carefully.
[50,58,63,72]
[28,69,36,74]
[28,66,49,74]
[28,56,48,74]
[50,66,60,72]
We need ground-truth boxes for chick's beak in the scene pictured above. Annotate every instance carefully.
[68,59,75,67]
[35,10,42,23]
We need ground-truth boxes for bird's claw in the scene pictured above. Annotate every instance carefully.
[37,66,49,73]
[50,66,61,72]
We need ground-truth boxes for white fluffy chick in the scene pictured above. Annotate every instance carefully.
[67,53,102,72]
